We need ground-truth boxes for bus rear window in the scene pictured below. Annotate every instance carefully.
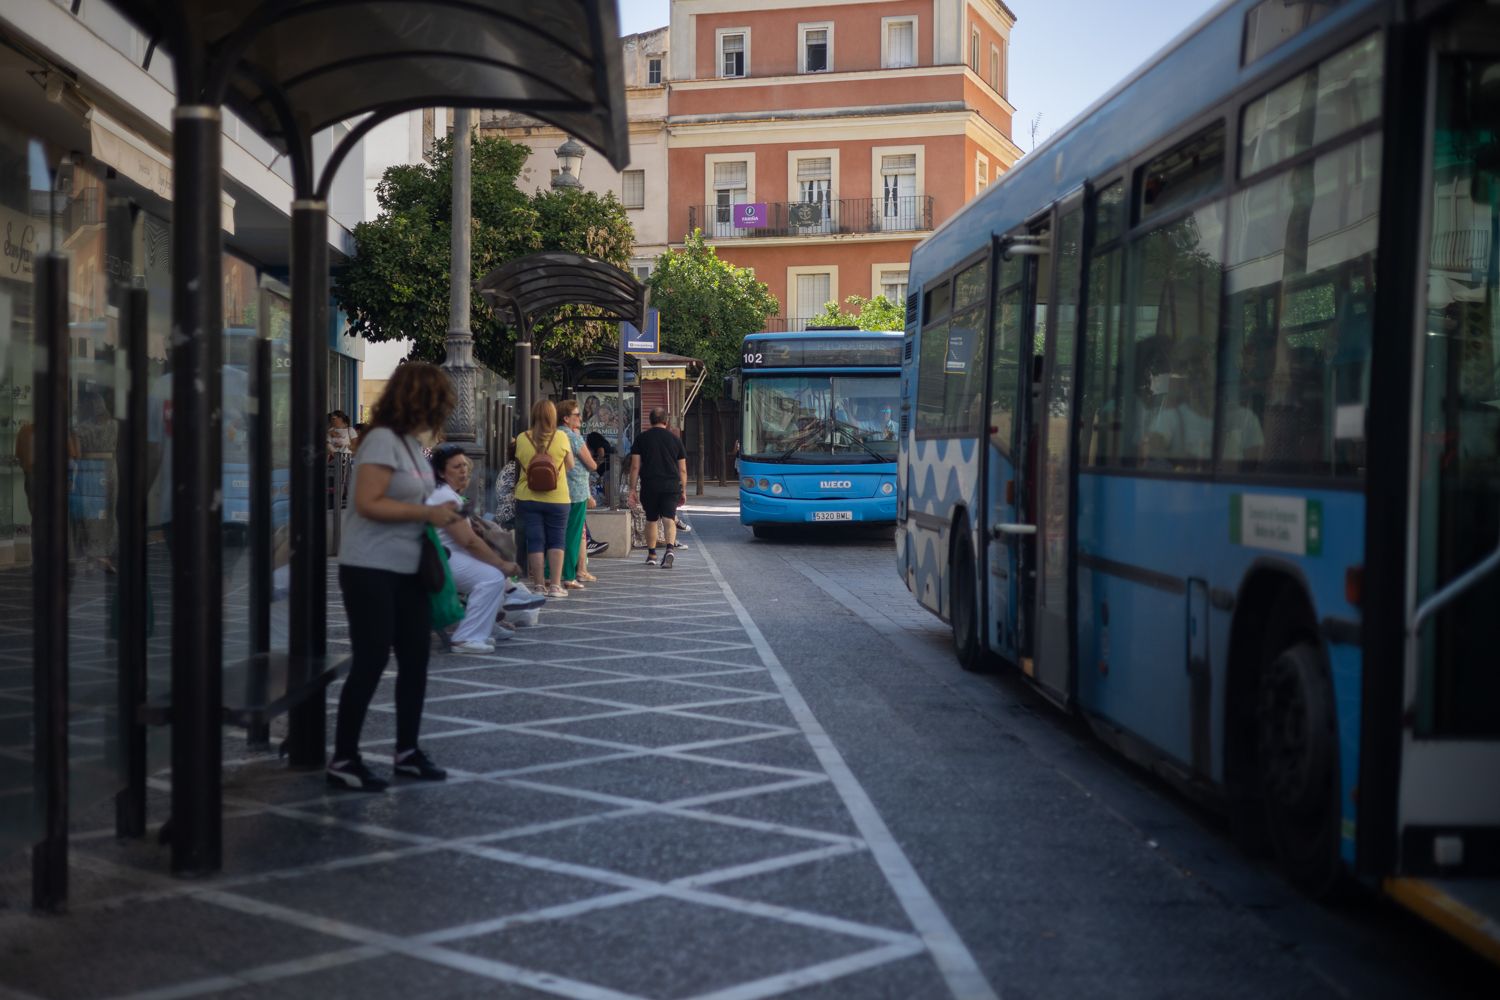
[923,282,951,324]
[1138,122,1225,223]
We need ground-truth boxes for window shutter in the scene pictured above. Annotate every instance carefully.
[889,22,914,67]
[714,162,748,188]
[796,157,832,181]
[881,154,917,174]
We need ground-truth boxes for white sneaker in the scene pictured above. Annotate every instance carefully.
[490,625,514,641]
[452,640,496,654]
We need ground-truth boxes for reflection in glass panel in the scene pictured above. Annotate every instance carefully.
[1095,181,1126,245]
[1129,203,1225,469]
[1223,135,1379,476]
[1039,206,1082,611]
[1415,55,1500,737]
[1240,34,1383,178]
[1079,247,1125,466]
[62,160,125,826]
[916,317,948,433]
[1139,123,1225,223]
[0,132,49,857]
[989,256,1024,454]
[222,255,258,676]
[742,375,900,460]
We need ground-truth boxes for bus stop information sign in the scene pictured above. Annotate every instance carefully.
[623,308,659,354]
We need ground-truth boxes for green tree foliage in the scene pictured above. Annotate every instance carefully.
[334,135,635,375]
[646,230,779,397]
[807,294,905,331]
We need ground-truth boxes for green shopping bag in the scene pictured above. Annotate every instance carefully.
[426,525,465,630]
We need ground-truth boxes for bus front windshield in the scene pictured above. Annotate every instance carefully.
[743,375,900,462]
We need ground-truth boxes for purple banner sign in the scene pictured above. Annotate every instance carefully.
[733,202,768,228]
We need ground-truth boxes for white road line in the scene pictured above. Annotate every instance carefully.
[696,538,1001,1000]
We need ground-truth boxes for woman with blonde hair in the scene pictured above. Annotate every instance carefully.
[514,398,575,597]
[331,362,462,792]
[556,399,599,588]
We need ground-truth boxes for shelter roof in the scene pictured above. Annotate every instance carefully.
[477,251,645,328]
[108,0,630,169]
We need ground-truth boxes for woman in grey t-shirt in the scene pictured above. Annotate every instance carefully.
[329,363,463,792]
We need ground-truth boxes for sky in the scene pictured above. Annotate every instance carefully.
[616,0,1223,150]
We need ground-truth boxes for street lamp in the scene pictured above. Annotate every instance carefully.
[552,136,585,189]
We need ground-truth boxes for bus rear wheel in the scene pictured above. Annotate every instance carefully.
[949,533,987,673]
[1256,641,1341,896]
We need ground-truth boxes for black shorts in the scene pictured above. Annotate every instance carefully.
[641,488,680,523]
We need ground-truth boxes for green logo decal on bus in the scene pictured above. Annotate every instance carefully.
[1231,494,1322,557]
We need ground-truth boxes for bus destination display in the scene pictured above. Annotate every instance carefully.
[741,337,903,369]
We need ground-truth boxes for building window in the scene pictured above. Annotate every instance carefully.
[884,17,916,68]
[881,153,918,230]
[795,157,833,230]
[800,23,832,73]
[622,170,645,209]
[970,26,980,71]
[713,160,748,236]
[998,39,1007,96]
[990,45,1000,91]
[631,260,654,283]
[976,157,988,192]
[880,269,909,304]
[720,31,747,78]
[648,58,662,85]
[796,271,833,319]
[549,168,560,184]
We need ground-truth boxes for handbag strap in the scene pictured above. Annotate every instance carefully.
[399,435,434,500]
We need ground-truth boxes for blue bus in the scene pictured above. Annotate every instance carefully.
[897,0,1499,961]
[739,329,902,535]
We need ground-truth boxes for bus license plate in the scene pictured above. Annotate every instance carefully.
[813,511,853,522]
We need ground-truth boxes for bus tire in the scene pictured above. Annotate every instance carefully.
[751,524,774,540]
[949,532,988,673]
[1256,640,1341,897]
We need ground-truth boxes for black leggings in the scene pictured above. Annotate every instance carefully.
[335,564,432,761]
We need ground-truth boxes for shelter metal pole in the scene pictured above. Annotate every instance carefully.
[696,399,705,497]
[287,199,330,770]
[515,336,531,426]
[616,323,625,510]
[32,252,68,910]
[169,106,224,876]
[116,287,149,839]
[246,335,273,748]
[531,356,542,405]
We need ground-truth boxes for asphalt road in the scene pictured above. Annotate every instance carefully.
[686,502,1498,1000]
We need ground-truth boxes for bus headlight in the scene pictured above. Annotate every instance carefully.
[758,478,769,489]
[771,483,783,494]
[742,477,754,489]
[881,482,894,494]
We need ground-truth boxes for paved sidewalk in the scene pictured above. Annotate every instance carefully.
[0,538,988,999]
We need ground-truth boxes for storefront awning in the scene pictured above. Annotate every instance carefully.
[106,1,630,170]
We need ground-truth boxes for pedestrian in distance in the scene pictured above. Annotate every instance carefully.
[557,400,599,587]
[330,362,462,792]
[427,444,526,653]
[515,399,575,598]
[628,407,688,568]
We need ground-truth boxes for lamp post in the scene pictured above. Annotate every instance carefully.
[552,136,585,190]
[444,107,480,448]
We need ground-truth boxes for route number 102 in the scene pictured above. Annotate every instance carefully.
[743,352,763,366]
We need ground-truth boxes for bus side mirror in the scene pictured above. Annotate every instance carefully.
[723,374,740,400]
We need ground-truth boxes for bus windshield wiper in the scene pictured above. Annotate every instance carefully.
[833,420,887,463]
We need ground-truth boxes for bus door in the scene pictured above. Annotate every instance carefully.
[984,245,1026,662]
[1030,197,1083,706]
[1396,29,1500,892]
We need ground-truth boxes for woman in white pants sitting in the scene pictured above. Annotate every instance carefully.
[427,445,521,654]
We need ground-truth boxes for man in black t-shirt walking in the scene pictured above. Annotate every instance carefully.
[628,408,689,567]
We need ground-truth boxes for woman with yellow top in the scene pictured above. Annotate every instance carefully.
[514,399,575,598]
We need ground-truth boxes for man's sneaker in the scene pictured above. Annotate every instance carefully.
[645,554,658,567]
[587,539,610,555]
[452,640,496,654]
[668,541,690,551]
[393,748,447,781]
[327,756,388,793]
[491,623,515,641]
[676,520,693,533]
[661,549,674,569]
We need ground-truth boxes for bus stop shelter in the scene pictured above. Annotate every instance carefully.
[27,0,630,905]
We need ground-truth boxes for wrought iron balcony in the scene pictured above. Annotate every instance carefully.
[688,195,933,239]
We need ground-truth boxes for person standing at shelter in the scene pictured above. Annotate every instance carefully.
[514,399,575,598]
[330,362,463,792]
[628,407,688,568]
[557,400,598,588]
